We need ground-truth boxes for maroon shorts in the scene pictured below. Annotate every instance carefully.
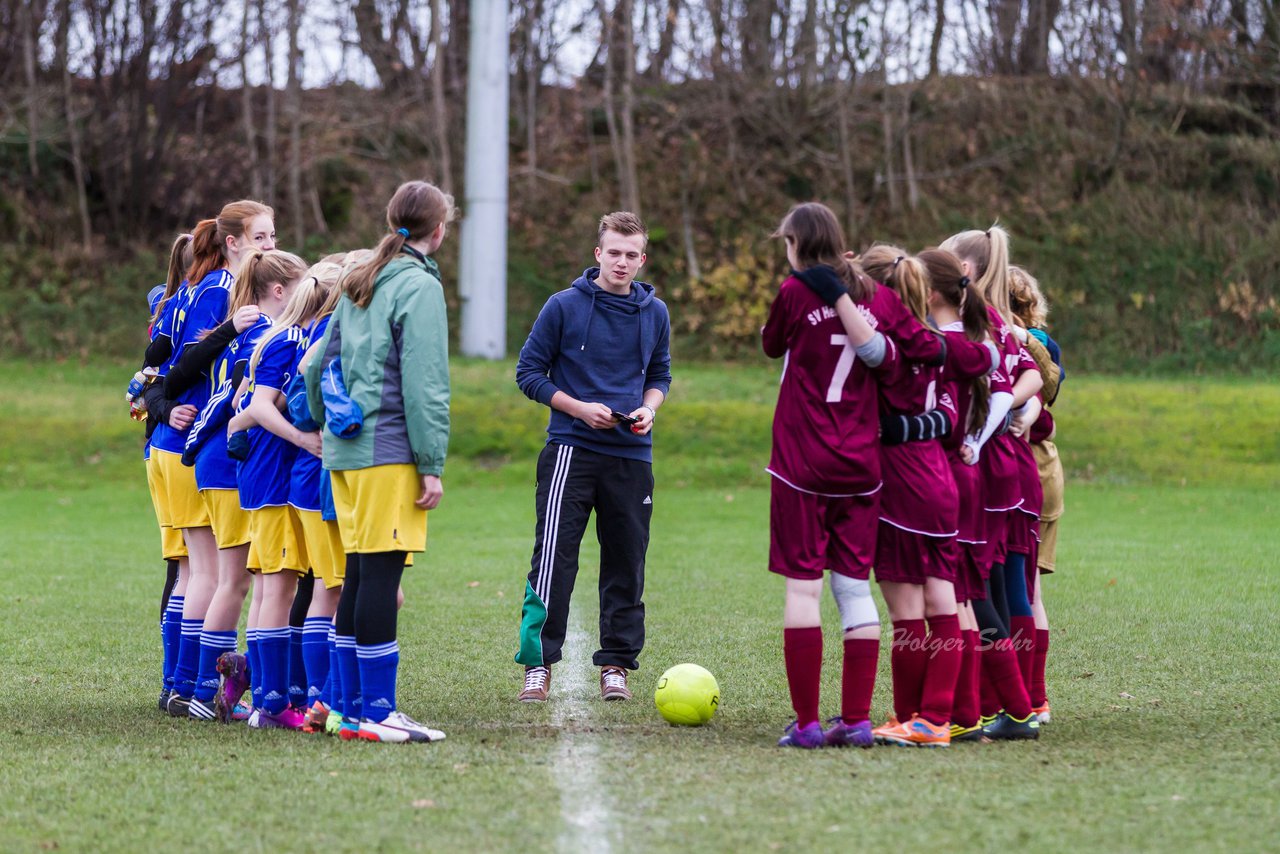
[975,508,1009,570]
[768,478,878,581]
[873,521,957,586]
[1007,509,1041,556]
[953,543,987,603]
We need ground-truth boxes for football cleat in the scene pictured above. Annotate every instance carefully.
[982,711,1041,741]
[901,715,951,748]
[872,718,914,747]
[822,718,875,748]
[166,694,192,718]
[214,652,251,724]
[338,718,362,741]
[325,710,345,736]
[302,701,330,734]
[777,720,825,749]
[356,711,446,744]
[248,708,305,730]
[1032,702,1051,724]
[158,689,173,712]
[950,722,985,742]
[872,716,903,744]
[187,696,218,721]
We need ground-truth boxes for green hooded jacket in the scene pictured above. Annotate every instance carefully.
[304,252,450,476]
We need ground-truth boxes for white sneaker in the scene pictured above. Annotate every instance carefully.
[357,710,446,743]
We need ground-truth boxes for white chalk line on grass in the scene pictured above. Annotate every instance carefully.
[552,617,617,854]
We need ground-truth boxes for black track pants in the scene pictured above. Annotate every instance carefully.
[515,443,653,670]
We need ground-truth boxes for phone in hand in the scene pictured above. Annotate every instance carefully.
[611,410,639,425]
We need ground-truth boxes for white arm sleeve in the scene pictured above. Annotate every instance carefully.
[964,390,1015,464]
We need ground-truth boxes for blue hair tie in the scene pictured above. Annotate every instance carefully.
[396,227,410,238]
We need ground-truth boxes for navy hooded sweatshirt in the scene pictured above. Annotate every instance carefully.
[516,267,672,463]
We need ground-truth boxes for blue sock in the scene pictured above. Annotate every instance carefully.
[161,595,184,691]
[1004,552,1033,617]
[259,627,292,715]
[194,630,237,702]
[356,641,400,723]
[335,634,361,721]
[301,618,331,707]
[174,618,203,698]
[246,629,263,710]
[325,626,341,711]
[288,625,307,709]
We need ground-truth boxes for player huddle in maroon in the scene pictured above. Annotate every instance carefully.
[764,203,1063,748]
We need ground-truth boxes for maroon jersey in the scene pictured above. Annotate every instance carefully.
[979,307,1031,512]
[938,323,992,543]
[762,277,938,496]
[874,318,979,537]
[1029,403,1055,444]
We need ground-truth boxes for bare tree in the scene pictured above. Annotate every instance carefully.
[602,0,641,213]
[430,0,453,191]
[286,0,304,246]
[55,0,92,247]
[241,0,263,199]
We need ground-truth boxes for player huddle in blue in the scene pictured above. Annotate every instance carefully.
[133,185,1061,749]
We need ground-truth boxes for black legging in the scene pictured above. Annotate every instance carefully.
[972,565,1011,647]
[160,558,179,620]
[335,551,405,647]
[290,571,316,629]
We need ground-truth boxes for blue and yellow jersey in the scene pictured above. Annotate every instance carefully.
[188,319,270,490]
[150,269,234,455]
[237,324,304,510]
[143,284,166,462]
[288,316,330,512]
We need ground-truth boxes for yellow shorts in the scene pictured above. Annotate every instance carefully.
[145,457,189,560]
[330,465,427,554]
[295,508,346,589]
[201,489,252,550]
[149,448,210,530]
[248,505,308,575]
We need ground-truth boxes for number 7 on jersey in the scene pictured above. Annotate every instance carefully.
[826,334,856,402]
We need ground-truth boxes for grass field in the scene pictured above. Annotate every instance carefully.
[2,361,1278,852]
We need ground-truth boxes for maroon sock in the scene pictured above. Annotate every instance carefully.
[783,627,823,727]
[890,619,928,722]
[1031,628,1050,707]
[950,628,979,728]
[990,638,1033,718]
[918,614,963,726]
[841,638,879,725]
[1010,615,1037,688]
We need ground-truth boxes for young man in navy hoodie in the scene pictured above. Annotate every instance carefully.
[513,212,673,702]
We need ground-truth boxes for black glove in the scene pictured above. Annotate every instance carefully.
[793,265,848,307]
[227,430,251,461]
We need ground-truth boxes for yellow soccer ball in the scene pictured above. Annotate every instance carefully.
[654,663,720,726]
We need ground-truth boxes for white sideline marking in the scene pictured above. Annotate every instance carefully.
[553,618,616,854]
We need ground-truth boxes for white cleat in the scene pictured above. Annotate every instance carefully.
[357,710,446,743]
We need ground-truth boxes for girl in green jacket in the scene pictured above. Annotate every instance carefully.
[304,180,454,744]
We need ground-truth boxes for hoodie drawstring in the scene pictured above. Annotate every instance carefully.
[581,289,598,350]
